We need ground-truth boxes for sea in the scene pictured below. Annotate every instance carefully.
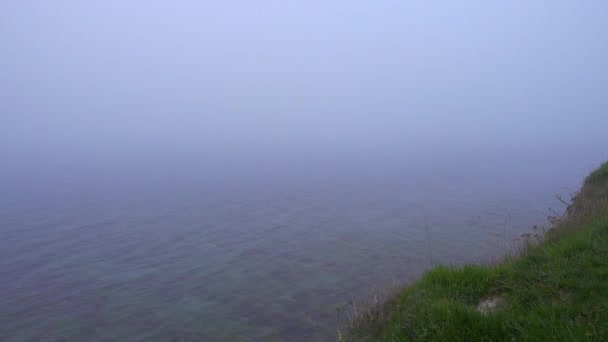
[1,142,605,341]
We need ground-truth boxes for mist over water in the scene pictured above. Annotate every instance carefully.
[2,145,607,340]
[2,0,608,341]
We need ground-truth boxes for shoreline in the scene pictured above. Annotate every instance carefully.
[344,161,608,341]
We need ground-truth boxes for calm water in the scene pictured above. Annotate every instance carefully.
[0,145,605,341]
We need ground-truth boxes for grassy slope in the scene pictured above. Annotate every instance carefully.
[346,161,608,341]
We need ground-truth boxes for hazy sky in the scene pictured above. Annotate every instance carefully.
[2,1,607,155]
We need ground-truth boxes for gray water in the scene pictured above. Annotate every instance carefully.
[0,145,605,341]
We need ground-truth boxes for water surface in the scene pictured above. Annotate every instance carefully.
[0,145,604,341]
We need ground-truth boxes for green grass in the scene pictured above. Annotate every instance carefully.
[345,161,608,341]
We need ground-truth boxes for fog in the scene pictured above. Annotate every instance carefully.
[2,3,608,340]
[2,1,608,160]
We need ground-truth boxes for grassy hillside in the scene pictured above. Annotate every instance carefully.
[344,161,608,341]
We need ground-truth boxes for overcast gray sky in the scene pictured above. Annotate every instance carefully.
[2,1,607,156]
